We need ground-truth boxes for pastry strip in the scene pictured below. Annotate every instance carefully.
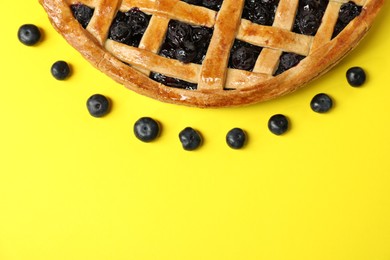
[310,1,342,53]
[198,0,245,91]
[87,0,122,45]
[253,0,300,74]
[121,0,216,27]
[237,20,312,56]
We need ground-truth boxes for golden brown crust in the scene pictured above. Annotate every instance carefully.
[39,0,385,108]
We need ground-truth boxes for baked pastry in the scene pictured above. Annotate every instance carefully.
[39,0,384,108]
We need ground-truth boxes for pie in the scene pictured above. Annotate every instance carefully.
[39,0,384,108]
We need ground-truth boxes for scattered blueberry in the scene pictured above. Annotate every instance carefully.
[18,24,41,46]
[310,93,333,113]
[226,128,247,149]
[51,61,71,80]
[268,114,289,135]
[346,67,366,87]
[134,117,161,142]
[179,127,203,150]
[86,94,111,117]
[71,4,95,29]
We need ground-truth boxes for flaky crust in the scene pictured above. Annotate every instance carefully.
[39,0,385,108]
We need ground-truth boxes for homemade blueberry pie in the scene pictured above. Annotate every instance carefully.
[39,0,384,107]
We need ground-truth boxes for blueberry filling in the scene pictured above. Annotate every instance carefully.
[242,0,280,26]
[108,8,151,47]
[71,4,95,29]
[229,40,262,71]
[159,20,213,64]
[332,1,362,38]
[274,52,305,76]
[150,72,197,90]
[181,0,223,11]
[293,0,329,36]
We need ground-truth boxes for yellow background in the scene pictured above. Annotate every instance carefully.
[1,1,389,259]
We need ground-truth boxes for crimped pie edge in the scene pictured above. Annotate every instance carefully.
[39,0,385,108]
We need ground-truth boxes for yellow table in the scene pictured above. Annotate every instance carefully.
[1,2,389,259]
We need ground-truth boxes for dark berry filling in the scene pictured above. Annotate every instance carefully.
[274,52,305,76]
[293,0,329,36]
[71,4,95,29]
[150,72,197,90]
[159,20,213,64]
[108,8,151,47]
[229,40,262,71]
[332,1,362,38]
[181,0,223,11]
[242,0,280,26]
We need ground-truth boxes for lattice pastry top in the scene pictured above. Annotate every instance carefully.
[39,0,384,107]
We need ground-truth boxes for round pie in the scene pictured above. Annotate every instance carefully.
[39,0,385,108]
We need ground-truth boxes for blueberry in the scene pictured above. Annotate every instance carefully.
[231,46,258,71]
[167,21,192,47]
[134,117,161,142]
[293,0,329,36]
[332,2,362,38]
[274,52,305,75]
[71,4,94,29]
[297,13,322,36]
[229,40,262,71]
[226,128,247,149]
[108,8,151,47]
[202,0,223,11]
[346,67,366,87]
[181,0,222,10]
[159,20,212,65]
[310,93,333,113]
[179,127,203,150]
[338,2,362,24]
[268,114,289,135]
[86,94,111,117]
[175,42,197,63]
[242,0,279,26]
[18,24,41,46]
[51,61,71,80]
